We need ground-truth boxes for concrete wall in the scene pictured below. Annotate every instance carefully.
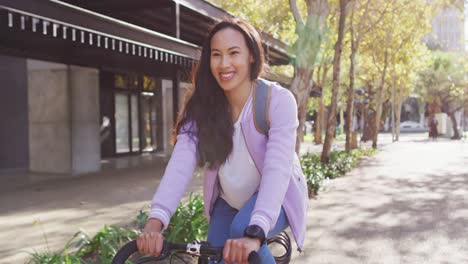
[0,55,29,171]
[69,66,100,174]
[28,60,71,174]
[162,81,191,155]
[27,60,100,175]
[162,79,174,154]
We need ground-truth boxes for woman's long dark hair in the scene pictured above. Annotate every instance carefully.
[174,17,265,169]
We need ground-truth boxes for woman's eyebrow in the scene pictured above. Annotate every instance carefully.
[211,46,241,52]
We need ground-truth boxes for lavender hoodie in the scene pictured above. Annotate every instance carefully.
[149,79,309,251]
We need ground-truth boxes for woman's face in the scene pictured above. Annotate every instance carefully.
[210,27,254,93]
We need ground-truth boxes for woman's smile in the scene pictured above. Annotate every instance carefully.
[220,71,236,81]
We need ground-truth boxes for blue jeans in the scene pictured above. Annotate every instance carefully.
[207,193,289,264]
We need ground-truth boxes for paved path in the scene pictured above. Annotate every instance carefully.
[294,135,468,264]
[0,133,467,263]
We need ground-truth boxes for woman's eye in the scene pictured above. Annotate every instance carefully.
[231,51,239,55]
[211,53,220,57]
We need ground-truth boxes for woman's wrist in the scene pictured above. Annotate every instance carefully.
[144,218,164,233]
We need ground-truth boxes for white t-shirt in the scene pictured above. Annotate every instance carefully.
[219,92,261,210]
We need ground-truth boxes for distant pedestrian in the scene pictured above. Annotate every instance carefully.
[137,18,308,264]
[429,118,438,140]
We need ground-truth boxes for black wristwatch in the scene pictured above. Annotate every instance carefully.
[243,225,266,245]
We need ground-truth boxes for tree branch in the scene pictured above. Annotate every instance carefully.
[289,0,304,26]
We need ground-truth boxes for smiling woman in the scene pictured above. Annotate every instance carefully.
[137,18,308,264]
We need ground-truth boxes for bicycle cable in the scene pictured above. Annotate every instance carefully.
[267,231,292,264]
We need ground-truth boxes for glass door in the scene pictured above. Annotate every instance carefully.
[130,94,140,152]
[102,72,162,156]
[141,93,157,152]
[115,93,130,153]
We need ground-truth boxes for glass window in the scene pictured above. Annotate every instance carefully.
[114,74,138,89]
[141,93,157,152]
[114,74,127,89]
[143,76,156,91]
[131,95,140,151]
[115,93,129,153]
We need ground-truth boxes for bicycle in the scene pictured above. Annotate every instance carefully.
[112,231,292,264]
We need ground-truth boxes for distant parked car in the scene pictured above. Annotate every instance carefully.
[400,121,427,132]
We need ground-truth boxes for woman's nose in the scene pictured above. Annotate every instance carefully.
[221,55,230,67]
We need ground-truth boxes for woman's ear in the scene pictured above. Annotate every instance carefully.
[250,55,254,63]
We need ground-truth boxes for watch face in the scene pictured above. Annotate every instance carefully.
[244,225,265,244]
[247,226,261,235]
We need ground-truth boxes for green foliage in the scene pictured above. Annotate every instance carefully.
[28,195,208,264]
[292,15,328,69]
[28,251,82,264]
[76,226,138,263]
[28,226,138,264]
[300,153,326,196]
[164,193,208,243]
[28,227,86,264]
[300,148,376,196]
[208,0,300,44]
[415,51,467,113]
[135,209,149,231]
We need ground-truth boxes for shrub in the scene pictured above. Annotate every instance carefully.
[300,148,376,196]
[28,193,208,264]
[76,226,138,263]
[164,193,208,243]
[300,153,326,196]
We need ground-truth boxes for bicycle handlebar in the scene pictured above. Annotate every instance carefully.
[111,240,261,264]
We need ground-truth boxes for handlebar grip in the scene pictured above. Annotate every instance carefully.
[248,251,261,264]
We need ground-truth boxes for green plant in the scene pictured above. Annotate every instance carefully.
[300,148,376,196]
[164,193,208,243]
[135,209,149,231]
[328,151,356,177]
[28,231,85,264]
[76,226,138,263]
[300,153,326,196]
[28,195,210,264]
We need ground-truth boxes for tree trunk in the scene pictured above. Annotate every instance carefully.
[448,111,460,139]
[315,96,324,144]
[339,108,344,137]
[395,92,403,141]
[372,50,389,149]
[391,71,395,141]
[322,0,347,163]
[428,101,440,138]
[361,85,373,142]
[395,83,406,141]
[362,109,375,142]
[290,67,314,153]
[315,64,329,145]
[346,47,357,151]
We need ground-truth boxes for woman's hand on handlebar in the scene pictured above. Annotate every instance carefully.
[223,237,261,264]
[137,218,164,256]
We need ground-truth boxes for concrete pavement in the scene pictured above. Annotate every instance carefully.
[294,135,468,263]
[0,133,467,263]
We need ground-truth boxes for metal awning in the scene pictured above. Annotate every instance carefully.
[176,0,290,65]
[0,0,200,67]
[58,0,291,65]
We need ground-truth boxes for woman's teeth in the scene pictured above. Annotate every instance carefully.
[220,72,235,81]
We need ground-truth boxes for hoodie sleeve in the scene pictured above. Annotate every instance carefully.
[249,86,298,235]
[149,122,198,230]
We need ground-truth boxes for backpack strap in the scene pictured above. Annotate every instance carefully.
[253,79,272,136]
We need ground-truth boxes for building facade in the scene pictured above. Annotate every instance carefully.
[425,5,465,52]
[0,0,291,175]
